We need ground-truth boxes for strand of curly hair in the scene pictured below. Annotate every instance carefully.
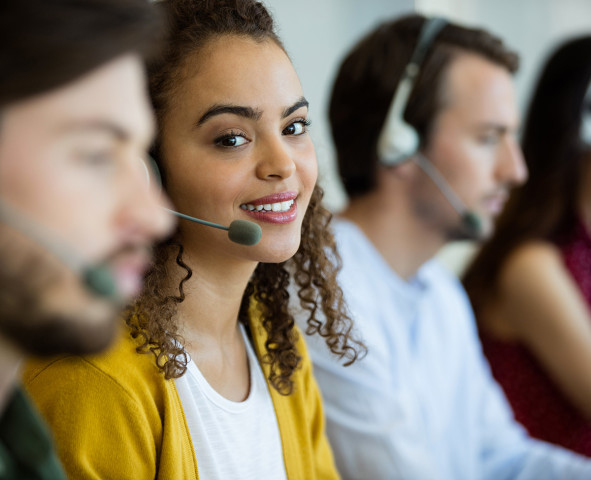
[125,185,365,395]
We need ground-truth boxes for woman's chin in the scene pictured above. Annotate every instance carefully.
[253,242,300,264]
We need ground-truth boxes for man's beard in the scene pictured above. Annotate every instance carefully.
[445,212,490,242]
[413,192,488,242]
[0,233,123,356]
[0,308,118,356]
[0,288,120,356]
[446,222,480,241]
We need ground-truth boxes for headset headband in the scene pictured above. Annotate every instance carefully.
[404,17,448,86]
[377,17,448,165]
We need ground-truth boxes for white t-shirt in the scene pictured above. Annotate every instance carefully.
[174,324,287,480]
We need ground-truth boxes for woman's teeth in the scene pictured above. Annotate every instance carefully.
[240,199,294,213]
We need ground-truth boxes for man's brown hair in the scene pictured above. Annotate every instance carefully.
[0,0,163,108]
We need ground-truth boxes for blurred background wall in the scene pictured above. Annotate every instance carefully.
[269,0,591,274]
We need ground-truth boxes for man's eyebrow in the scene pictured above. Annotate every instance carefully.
[476,122,515,134]
[196,105,262,126]
[282,97,309,119]
[58,120,129,141]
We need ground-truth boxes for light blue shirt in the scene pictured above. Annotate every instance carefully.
[300,218,591,480]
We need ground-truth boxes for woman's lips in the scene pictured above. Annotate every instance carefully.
[240,192,298,224]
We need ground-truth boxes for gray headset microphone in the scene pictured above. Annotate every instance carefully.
[377,17,482,236]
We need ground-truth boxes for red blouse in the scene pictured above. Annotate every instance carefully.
[480,220,591,456]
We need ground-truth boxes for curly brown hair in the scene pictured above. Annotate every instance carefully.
[125,0,364,395]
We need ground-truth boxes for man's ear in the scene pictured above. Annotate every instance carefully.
[379,157,418,182]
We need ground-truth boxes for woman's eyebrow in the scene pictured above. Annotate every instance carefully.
[196,96,309,127]
[196,104,263,126]
[282,97,308,118]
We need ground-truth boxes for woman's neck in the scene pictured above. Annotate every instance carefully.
[164,242,258,345]
[164,241,256,402]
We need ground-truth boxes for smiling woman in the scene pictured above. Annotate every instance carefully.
[22,0,364,479]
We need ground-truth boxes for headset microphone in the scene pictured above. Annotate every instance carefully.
[413,153,482,236]
[377,17,482,237]
[145,156,262,246]
[0,199,118,300]
[165,209,262,246]
[82,265,118,299]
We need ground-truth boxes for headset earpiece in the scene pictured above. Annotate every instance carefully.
[378,17,448,166]
[148,154,163,187]
[580,83,591,147]
[140,153,163,190]
[377,72,420,165]
[581,111,591,147]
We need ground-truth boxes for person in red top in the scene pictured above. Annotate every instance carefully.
[464,35,591,456]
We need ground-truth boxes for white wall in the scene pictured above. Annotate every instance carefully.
[268,0,413,212]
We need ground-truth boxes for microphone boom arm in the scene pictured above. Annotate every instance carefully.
[413,152,466,216]
[165,208,229,231]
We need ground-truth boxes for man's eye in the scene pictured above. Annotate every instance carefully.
[479,134,499,146]
[78,151,114,165]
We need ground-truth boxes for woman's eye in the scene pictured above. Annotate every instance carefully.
[215,133,248,148]
[283,119,311,136]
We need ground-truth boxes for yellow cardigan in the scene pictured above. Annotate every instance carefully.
[23,314,339,479]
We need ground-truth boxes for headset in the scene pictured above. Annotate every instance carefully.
[377,17,448,165]
[0,198,118,300]
[144,155,262,246]
[377,16,482,236]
